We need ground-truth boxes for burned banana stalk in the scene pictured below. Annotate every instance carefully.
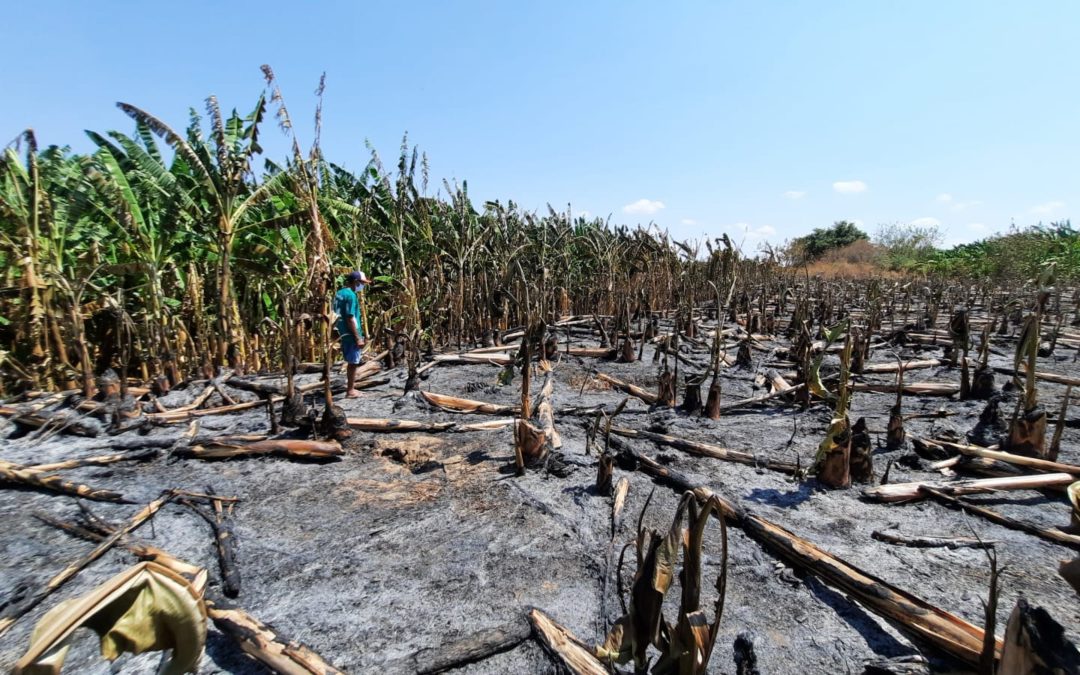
[0,459,130,503]
[1007,278,1051,457]
[177,438,343,461]
[886,357,906,450]
[619,445,1002,668]
[208,603,346,675]
[180,491,241,599]
[514,360,560,473]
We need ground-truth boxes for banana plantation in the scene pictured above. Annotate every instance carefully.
[0,68,721,397]
[2,72,1080,674]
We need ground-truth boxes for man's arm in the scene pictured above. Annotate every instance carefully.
[349,316,363,344]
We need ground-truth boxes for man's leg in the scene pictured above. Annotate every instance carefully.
[346,362,360,398]
[343,339,362,398]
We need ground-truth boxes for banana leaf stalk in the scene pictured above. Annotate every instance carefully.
[0,491,175,639]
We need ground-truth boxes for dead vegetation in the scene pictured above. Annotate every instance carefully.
[4,257,1080,673]
[2,80,1080,669]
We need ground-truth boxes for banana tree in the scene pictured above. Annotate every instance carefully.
[117,95,284,369]
[0,135,96,389]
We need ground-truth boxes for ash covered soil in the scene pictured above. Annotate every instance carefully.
[2,322,1079,674]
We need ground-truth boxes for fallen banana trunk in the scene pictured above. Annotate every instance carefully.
[25,448,159,473]
[432,353,513,366]
[226,353,386,394]
[177,439,343,461]
[766,368,794,393]
[1,407,101,437]
[594,372,658,405]
[408,619,532,674]
[0,491,174,639]
[349,417,455,432]
[0,459,131,503]
[298,375,387,395]
[208,604,346,675]
[852,382,960,396]
[527,608,608,675]
[347,417,515,433]
[863,473,1076,504]
[418,391,519,416]
[718,382,808,413]
[180,496,241,599]
[620,446,1001,667]
[610,427,799,475]
[925,437,1080,475]
[870,529,998,549]
[149,397,283,423]
[994,366,1080,387]
[860,359,944,374]
[918,487,1080,550]
[566,347,617,358]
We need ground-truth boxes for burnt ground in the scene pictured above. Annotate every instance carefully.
[1,322,1079,674]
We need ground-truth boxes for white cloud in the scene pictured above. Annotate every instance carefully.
[910,217,941,228]
[936,193,953,203]
[833,180,867,194]
[623,199,665,215]
[733,223,777,240]
[1031,200,1065,215]
[952,199,981,212]
[680,218,697,226]
[967,222,986,231]
[783,190,807,200]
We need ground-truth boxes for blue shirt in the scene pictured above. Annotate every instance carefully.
[334,288,361,341]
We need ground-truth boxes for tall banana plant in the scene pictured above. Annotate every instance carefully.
[116,94,285,369]
[84,125,198,379]
[0,134,96,389]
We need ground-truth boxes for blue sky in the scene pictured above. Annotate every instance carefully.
[3,1,1077,250]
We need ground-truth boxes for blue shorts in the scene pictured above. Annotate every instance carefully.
[341,338,362,365]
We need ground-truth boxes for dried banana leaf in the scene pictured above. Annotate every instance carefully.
[14,561,207,675]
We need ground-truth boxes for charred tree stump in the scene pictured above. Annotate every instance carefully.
[318,402,352,442]
[596,452,614,495]
[998,598,1080,673]
[736,342,753,369]
[657,367,676,408]
[849,417,874,483]
[971,366,995,399]
[279,391,307,428]
[1005,407,1048,459]
[514,360,560,473]
[681,374,703,414]
[816,420,852,489]
[704,377,722,420]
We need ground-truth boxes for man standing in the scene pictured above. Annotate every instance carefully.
[334,271,368,398]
